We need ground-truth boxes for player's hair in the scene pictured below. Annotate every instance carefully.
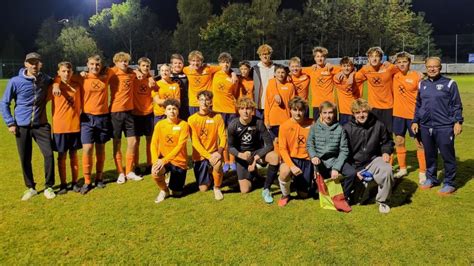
[425,56,442,65]
[188,50,204,62]
[138,57,151,65]
[274,64,288,73]
[113,52,131,63]
[394,51,412,63]
[197,90,213,100]
[236,97,256,109]
[160,63,171,70]
[170,53,184,63]
[218,52,232,63]
[163,98,181,109]
[289,96,308,111]
[57,61,72,69]
[351,98,372,113]
[238,60,253,79]
[366,46,384,58]
[257,44,273,55]
[288,56,301,66]
[87,55,102,64]
[319,101,337,114]
[340,56,354,66]
[312,46,328,57]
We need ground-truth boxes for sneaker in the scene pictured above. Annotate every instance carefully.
[278,196,290,207]
[438,184,456,196]
[116,173,126,184]
[379,203,391,214]
[44,187,56,199]
[419,179,434,190]
[57,184,68,195]
[95,180,106,189]
[262,188,273,204]
[80,184,92,195]
[214,188,224,201]
[418,172,427,184]
[126,172,144,181]
[229,163,237,172]
[394,168,408,178]
[71,183,81,193]
[154,190,170,203]
[21,188,38,201]
[223,163,230,173]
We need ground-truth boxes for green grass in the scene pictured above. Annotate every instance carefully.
[0,76,473,264]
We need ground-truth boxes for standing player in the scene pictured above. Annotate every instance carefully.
[188,91,226,200]
[264,65,296,140]
[391,52,425,182]
[169,54,190,121]
[211,52,239,172]
[51,62,82,194]
[151,99,190,203]
[109,52,143,184]
[132,57,157,176]
[289,57,310,102]
[355,47,399,133]
[302,47,340,119]
[277,97,313,206]
[228,98,279,203]
[333,57,361,125]
[238,60,253,99]
[152,64,181,124]
[252,44,275,119]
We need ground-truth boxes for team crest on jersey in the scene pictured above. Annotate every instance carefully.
[237,127,242,131]
[436,84,444,91]
[242,132,252,143]
[247,126,255,131]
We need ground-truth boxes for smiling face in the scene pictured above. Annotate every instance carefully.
[239,65,250,78]
[290,106,305,123]
[353,108,369,124]
[171,58,184,73]
[275,68,287,83]
[165,104,179,120]
[115,60,129,71]
[289,61,301,76]
[320,106,335,125]
[425,58,441,79]
[139,62,150,75]
[341,63,353,75]
[87,58,102,75]
[58,65,73,82]
[396,57,410,74]
[368,52,382,67]
[314,52,326,67]
[219,60,231,73]
[259,52,271,65]
[198,94,212,114]
[189,56,203,69]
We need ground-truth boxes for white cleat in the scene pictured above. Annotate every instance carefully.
[126,171,144,181]
[394,168,408,178]
[214,188,224,201]
[154,190,170,203]
[116,173,126,184]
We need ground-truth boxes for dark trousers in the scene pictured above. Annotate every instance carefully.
[16,124,55,189]
[420,126,456,186]
[341,162,358,200]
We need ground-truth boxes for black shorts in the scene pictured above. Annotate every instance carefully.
[219,113,238,128]
[312,107,320,121]
[189,107,199,116]
[235,151,267,181]
[80,113,111,144]
[164,163,187,192]
[133,113,154,137]
[53,132,82,153]
[339,113,352,125]
[269,126,279,141]
[193,159,212,186]
[111,111,135,138]
[290,158,313,193]
[371,108,393,133]
[154,115,166,126]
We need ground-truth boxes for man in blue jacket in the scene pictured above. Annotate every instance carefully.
[412,57,463,195]
[1,52,56,200]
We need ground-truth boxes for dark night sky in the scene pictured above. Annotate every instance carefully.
[1,0,472,54]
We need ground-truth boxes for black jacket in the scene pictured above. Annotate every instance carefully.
[343,113,394,170]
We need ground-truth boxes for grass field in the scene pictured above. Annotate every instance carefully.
[0,76,473,264]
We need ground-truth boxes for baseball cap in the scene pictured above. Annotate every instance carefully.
[25,52,42,62]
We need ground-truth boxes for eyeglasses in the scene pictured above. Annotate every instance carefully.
[426,65,441,69]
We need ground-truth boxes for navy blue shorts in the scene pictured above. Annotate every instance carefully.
[219,113,238,128]
[371,108,393,133]
[111,111,135,138]
[80,113,111,144]
[154,115,166,126]
[53,132,82,153]
[255,109,264,120]
[269,126,279,141]
[193,159,212,186]
[291,158,313,193]
[392,116,415,137]
[312,107,320,121]
[339,113,352,125]
[189,107,199,116]
[235,151,267,181]
[164,163,187,192]
[133,113,154,137]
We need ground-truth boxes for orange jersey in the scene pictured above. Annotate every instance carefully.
[302,65,340,107]
[212,71,238,114]
[132,74,157,116]
[152,79,181,116]
[278,118,312,167]
[393,71,421,119]
[238,76,254,99]
[188,112,227,161]
[290,73,310,100]
[333,74,361,115]
[150,118,189,169]
[264,78,296,126]
[82,70,115,115]
[355,63,399,109]
[109,66,135,112]
[51,79,82,134]
[183,65,221,107]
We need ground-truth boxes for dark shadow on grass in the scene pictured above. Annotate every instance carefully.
[390,177,418,207]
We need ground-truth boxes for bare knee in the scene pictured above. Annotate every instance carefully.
[199,184,210,192]
[239,179,252,193]
[265,151,279,165]
[394,136,405,148]
[279,163,292,182]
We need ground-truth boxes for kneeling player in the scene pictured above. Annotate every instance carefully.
[188,91,226,200]
[227,98,279,203]
[277,97,313,206]
[151,99,189,203]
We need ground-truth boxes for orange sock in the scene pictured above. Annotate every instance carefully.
[396,146,407,169]
[96,153,105,181]
[70,151,78,183]
[114,151,124,174]
[126,151,135,174]
[274,139,280,156]
[229,154,235,164]
[213,170,223,188]
[83,154,93,184]
[58,155,67,184]
[223,148,230,164]
[417,150,426,173]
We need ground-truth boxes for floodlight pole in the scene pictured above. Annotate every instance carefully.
[455,34,458,64]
